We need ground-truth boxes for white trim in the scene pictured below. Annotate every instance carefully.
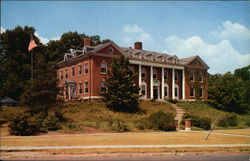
[100,60,107,74]
[175,84,179,99]
[78,64,82,76]
[182,70,185,100]
[161,67,164,99]
[141,82,147,99]
[150,66,153,99]
[172,69,175,99]
[139,64,142,87]
[129,59,185,70]
[164,83,169,99]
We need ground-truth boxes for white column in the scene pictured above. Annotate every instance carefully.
[182,69,185,100]
[139,65,142,87]
[172,69,175,99]
[150,66,153,99]
[161,67,164,99]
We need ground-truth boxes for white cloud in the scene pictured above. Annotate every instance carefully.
[123,24,143,33]
[35,32,60,44]
[1,26,6,33]
[165,35,250,74]
[122,24,152,46]
[212,21,250,41]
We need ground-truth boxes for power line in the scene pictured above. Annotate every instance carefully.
[201,1,250,13]
[170,2,221,25]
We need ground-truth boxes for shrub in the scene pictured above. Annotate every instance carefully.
[147,111,176,131]
[218,113,238,127]
[190,115,211,130]
[42,114,61,131]
[8,112,41,136]
[167,98,178,104]
[111,119,130,132]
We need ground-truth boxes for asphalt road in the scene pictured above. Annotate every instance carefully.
[2,154,249,161]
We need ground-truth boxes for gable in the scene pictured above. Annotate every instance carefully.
[187,56,209,69]
[98,44,124,56]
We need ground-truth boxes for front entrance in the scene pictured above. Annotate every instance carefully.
[69,84,76,99]
[153,86,159,99]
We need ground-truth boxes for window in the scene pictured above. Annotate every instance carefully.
[199,88,203,97]
[60,71,63,80]
[141,68,146,79]
[190,72,194,82]
[164,86,168,97]
[175,71,178,81]
[108,47,113,53]
[100,82,107,92]
[84,63,88,74]
[78,64,82,75]
[84,81,88,94]
[101,61,107,74]
[164,69,168,80]
[198,72,203,82]
[65,69,68,78]
[153,69,157,79]
[79,83,82,94]
[190,87,195,97]
[72,66,75,77]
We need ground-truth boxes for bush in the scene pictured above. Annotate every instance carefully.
[8,112,41,136]
[190,115,211,130]
[218,113,238,127]
[146,111,176,131]
[111,119,130,132]
[167,98,178,104]
[42,114,61,131]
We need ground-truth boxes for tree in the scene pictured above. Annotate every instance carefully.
[208,72,248,113]
[101,56,141,112]
[20,45,61,115]
[0,26,41,100]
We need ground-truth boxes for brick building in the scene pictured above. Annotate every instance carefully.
[56,38,209,101]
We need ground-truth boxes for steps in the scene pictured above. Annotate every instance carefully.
[171,103,185,131]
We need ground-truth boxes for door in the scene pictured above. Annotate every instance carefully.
[153,86,159,99]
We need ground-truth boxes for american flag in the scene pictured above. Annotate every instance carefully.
[28,39,37,52]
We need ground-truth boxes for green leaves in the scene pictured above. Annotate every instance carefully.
[101,56,141,112]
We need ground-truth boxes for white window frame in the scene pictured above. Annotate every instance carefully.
[190,71,194,82]
[190,87,195,97]
[101,61,107,74]
[60,71,63,80]
[141,82,147,99]
[84,81,88,94]
[78,82,82,95]
[84,63,88,75]
[199,88,203,98]
[78,64,82,76]
[164,84,169,98]
[100,82,107,92]
[198,72,203,82]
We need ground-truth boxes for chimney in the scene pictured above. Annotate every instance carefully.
[84,38,91,46]
[134,42,142,50]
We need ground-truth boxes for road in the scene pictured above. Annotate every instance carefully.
[1,153,249,161]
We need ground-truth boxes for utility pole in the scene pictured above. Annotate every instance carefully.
[205,114,220,140]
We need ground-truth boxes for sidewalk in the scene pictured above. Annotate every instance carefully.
[2,144,250,151]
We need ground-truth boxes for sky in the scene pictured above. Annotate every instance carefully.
[1,1,250,74]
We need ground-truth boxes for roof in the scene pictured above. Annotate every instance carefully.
[58,41,209,69]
